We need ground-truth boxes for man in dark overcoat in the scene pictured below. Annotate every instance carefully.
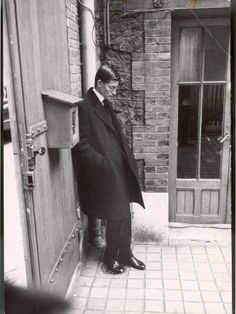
[73,64,145,274]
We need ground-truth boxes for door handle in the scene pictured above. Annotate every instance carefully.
[217,133,230,143]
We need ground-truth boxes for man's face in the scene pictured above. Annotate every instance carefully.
[96,79,119,100]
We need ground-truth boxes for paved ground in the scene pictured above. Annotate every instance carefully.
[66,244,232,314]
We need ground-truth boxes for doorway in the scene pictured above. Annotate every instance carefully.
[169,17,231,223]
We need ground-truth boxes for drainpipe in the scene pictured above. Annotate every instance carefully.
[79,0,104,248]
[79,0,97,95]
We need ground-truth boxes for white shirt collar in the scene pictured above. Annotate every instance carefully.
[93,88,105,105]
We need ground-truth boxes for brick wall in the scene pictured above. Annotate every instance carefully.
[65,0,82,98]
[132,11,171,192]
[97,3,171,192]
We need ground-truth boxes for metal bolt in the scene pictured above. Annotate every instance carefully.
[37,128,40,133]
[55,268,59,272]
[50,279,53,283]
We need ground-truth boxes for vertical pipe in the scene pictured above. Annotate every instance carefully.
[80,0,97,95]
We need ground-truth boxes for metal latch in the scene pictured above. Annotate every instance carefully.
[217,133,230,143]
[24,133,46,189]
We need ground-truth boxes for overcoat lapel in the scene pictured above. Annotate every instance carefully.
[87,89,117,134]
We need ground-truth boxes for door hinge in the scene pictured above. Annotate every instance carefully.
[29,120,47,139]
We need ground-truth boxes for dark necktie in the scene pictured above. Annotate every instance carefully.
[103,99,112,123]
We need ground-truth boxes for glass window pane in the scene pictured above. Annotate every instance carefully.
[200,84,224,178]
[204,26,229,81]
[179,27,202,81]
[177,85,199,178]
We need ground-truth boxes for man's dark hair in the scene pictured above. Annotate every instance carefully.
[94,64,120,86]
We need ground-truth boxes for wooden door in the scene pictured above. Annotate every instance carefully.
[169,17,231,223]
[4,0,80,294]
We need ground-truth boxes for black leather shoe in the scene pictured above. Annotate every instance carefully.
[119,256,146,270]
[104,260,125,275]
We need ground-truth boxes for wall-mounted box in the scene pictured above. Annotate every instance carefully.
[42,90,81,149]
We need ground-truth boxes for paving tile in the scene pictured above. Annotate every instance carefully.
[76,276,94,287]
[224,303,232,314]
[194,262,212,272]
[164,289,182,301]
[128,269,145,278]
[146,261,162,270]
[182,290,202,302]
[165,300,184,313]
[213,272,231,282]
[80,267,97,277]
[133,253,146,260]
[184,302,205,314]
[147,253,161,261]
[192,254,208,262]
[201,291,222,302]
[204,302,226,313]
[198,281,218,291]
[95,268,112,278]
[210,263,229,273]
[161,246,176,254]
[147,246,161,253]
[177,254,193,262]
[132,245,147,253]
[216,281,232,292]
[220,291,232,303]
[127,288,145,299]
[110,278,127,288]
[208,254,225,263]
[90,287,108,298]
[71,286,90,297]
[87,298,106,311]
[145,288,163,300]
[162,263,178,270]
[108,288,126,299]
[206,246,222,255]
[163,270,179,279]
[178,263,195,272]
[163,279,181,290]
[106,299,125,311]
[146,270,162,279]
[196,271,214,281]
[84,311,104,314]
[176,246,191,254]
[191,246,206,255]
[93,278,110,287]
[179,271,196,280]
[145,300,164,312]
[70,297,88,309]
[181,280,199,291]
[146,279,162,289]
[162,254,177,262]
[127,278,144,288]
[125,299,144,312]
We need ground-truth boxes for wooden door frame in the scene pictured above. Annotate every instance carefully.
[4,0,35,285]
[169,16,231,223]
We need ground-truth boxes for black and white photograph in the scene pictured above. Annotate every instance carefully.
[2,0,233,313]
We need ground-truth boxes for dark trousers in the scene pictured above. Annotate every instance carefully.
[104,216,132,262]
